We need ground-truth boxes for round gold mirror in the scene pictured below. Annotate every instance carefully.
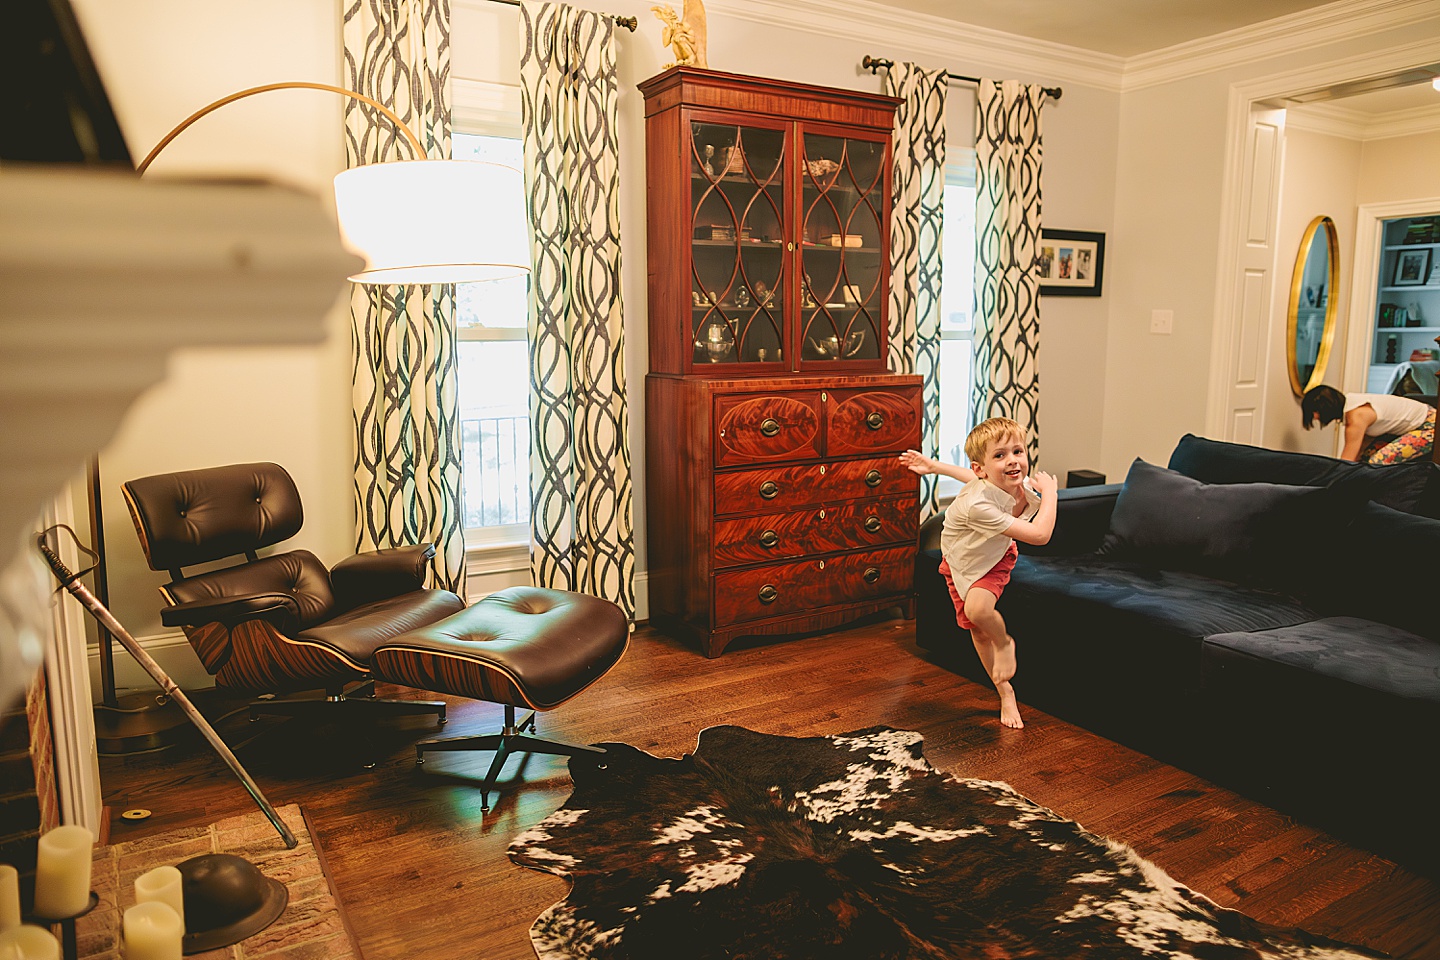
[1286,215,1340,396]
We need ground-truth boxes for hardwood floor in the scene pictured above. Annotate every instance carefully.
[99,620,1440,959]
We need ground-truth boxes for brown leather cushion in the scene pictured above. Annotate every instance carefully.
[371,587,630,709]
[167,550,335,629]
[299,589,466,668]
[124,462,303,571]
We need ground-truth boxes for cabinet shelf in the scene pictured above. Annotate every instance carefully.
[1379,285,1440,293]
[1375,325,1440,334]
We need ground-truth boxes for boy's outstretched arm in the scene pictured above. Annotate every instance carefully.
[898,449,978,484]
[1004,470,1058,545]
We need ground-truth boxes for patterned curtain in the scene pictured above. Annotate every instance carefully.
[973,79,1044,465]
[884,63,947,519]
[343,0,466,596]
[519,2,635,619]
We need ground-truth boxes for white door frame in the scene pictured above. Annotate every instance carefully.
[1207,39,1440,441]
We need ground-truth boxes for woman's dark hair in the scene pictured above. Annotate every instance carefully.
[1301,384,1345,430]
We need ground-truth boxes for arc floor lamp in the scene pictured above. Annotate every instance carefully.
[85,78,527,808]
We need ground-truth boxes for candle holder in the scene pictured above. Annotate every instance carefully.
[29,891,100,960]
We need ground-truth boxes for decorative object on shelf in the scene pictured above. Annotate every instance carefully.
[1408,301,1424,324]
[718,144,745,174]
[735,287,751,308]
[702,144,715,176]
[754,280,773,306]
[692,290,704,306]
[823,233,863,248]
[801,276,817,308]
[1387,334,1399,363]
[695,315,735,362]
[1393,247,1430,286]
[651,0,706,68]
[1037,228,1106,297]
[805,158,839,178]
[1402,216,1438,245]
[1378,303,1397,327]
[842,284,863,304]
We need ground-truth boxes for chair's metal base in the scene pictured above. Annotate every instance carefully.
[415,705,604,811]
[247,679,447,724]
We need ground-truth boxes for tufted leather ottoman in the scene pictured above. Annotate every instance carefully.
[371,586,629,809]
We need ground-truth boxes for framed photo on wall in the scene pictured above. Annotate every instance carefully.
[1038,229,1105,297]
[1393,247,1431,286]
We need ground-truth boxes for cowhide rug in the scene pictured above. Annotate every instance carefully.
[509,725,1385,959]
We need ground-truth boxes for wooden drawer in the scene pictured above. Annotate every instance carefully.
[714,456,915,516]
[714,545,914,625]
[714,392,822,466]
[713,495,918,567]
[827,387,921,456]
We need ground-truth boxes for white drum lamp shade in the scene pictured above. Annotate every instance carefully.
[333,159,530,285]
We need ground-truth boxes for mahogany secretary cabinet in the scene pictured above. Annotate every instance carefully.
[639,67,921,657]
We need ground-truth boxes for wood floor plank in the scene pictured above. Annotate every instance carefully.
[98,622,1440,960]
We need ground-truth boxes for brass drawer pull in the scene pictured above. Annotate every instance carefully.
[759,529,779,548]
[759,480,780,500]
[864,515,882,533]
[865,411,884,430]
[760,417,781,437]
[758,584,779,604]
[865,469,882,488]
[862,566,881,584]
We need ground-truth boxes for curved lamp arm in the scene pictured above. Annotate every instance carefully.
[137,81,425,173]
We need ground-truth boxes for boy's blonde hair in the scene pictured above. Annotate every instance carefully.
[964,417,1027,464]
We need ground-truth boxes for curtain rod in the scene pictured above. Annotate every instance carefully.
[862,56,1062,101]
[485,0,637,30]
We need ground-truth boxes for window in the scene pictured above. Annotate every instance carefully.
[937,161,977,493]
[453,130,529,545]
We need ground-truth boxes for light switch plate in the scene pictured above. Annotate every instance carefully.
[1150,309,1174,334]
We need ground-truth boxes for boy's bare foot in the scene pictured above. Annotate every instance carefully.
[996,680,1024,729]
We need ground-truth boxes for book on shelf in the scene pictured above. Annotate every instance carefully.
[823,234,863,248]
[1402,217,1438,245]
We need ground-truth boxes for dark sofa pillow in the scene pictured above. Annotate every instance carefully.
[1099,459,1355,593]
[1333,502,1440,641]
[1167,433,1433,516]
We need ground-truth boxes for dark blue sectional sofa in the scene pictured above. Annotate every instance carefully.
[915,434,1440,875]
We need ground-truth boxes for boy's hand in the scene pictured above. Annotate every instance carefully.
[898,449,936,476]
[1031,470,1058,497]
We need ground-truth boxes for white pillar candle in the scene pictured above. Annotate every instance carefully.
[0,924,61,960]
[0,865,19,931]
[30,826,92,919]
[133,866,184,933]
[122,902,183,960]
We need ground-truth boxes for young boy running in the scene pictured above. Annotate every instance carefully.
[899,418,1057,728]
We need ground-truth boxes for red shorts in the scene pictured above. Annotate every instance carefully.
[938,543,1018,630]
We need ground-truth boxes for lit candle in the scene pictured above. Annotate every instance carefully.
[134,865,184,932]
[30,826,92,919]
[122,902,182,960]
[0,865,18,931]
[0,924,61,960]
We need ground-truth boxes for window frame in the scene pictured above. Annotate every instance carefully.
[935,155,977,499]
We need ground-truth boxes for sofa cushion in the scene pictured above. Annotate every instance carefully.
[1202,616,1440,706]
[1097,459,1349,591]
[1331,503,1440,641]
[1167,432,1434,515]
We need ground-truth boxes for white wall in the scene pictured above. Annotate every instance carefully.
[1263,126,1361,455]
[70,0,353,689]
[1101,19,1440,481]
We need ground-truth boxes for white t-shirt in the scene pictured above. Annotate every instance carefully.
[939,478,1041,597]
[1344,393,1432,436]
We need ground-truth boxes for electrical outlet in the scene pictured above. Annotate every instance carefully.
[1150,309,1174,334]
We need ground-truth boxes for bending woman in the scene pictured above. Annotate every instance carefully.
[1301,385,1436,463]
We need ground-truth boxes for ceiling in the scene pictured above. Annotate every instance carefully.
[868,0,1346,57]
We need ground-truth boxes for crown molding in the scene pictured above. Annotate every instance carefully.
[1365,102,1440,139]
[1121,0,1440,92]
[702,0,1437,98]
[1291,99,1440,140]
[705,0,1127,92]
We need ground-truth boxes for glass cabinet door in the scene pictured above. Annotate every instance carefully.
[798,132,886,366]
[689,120,787,368]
